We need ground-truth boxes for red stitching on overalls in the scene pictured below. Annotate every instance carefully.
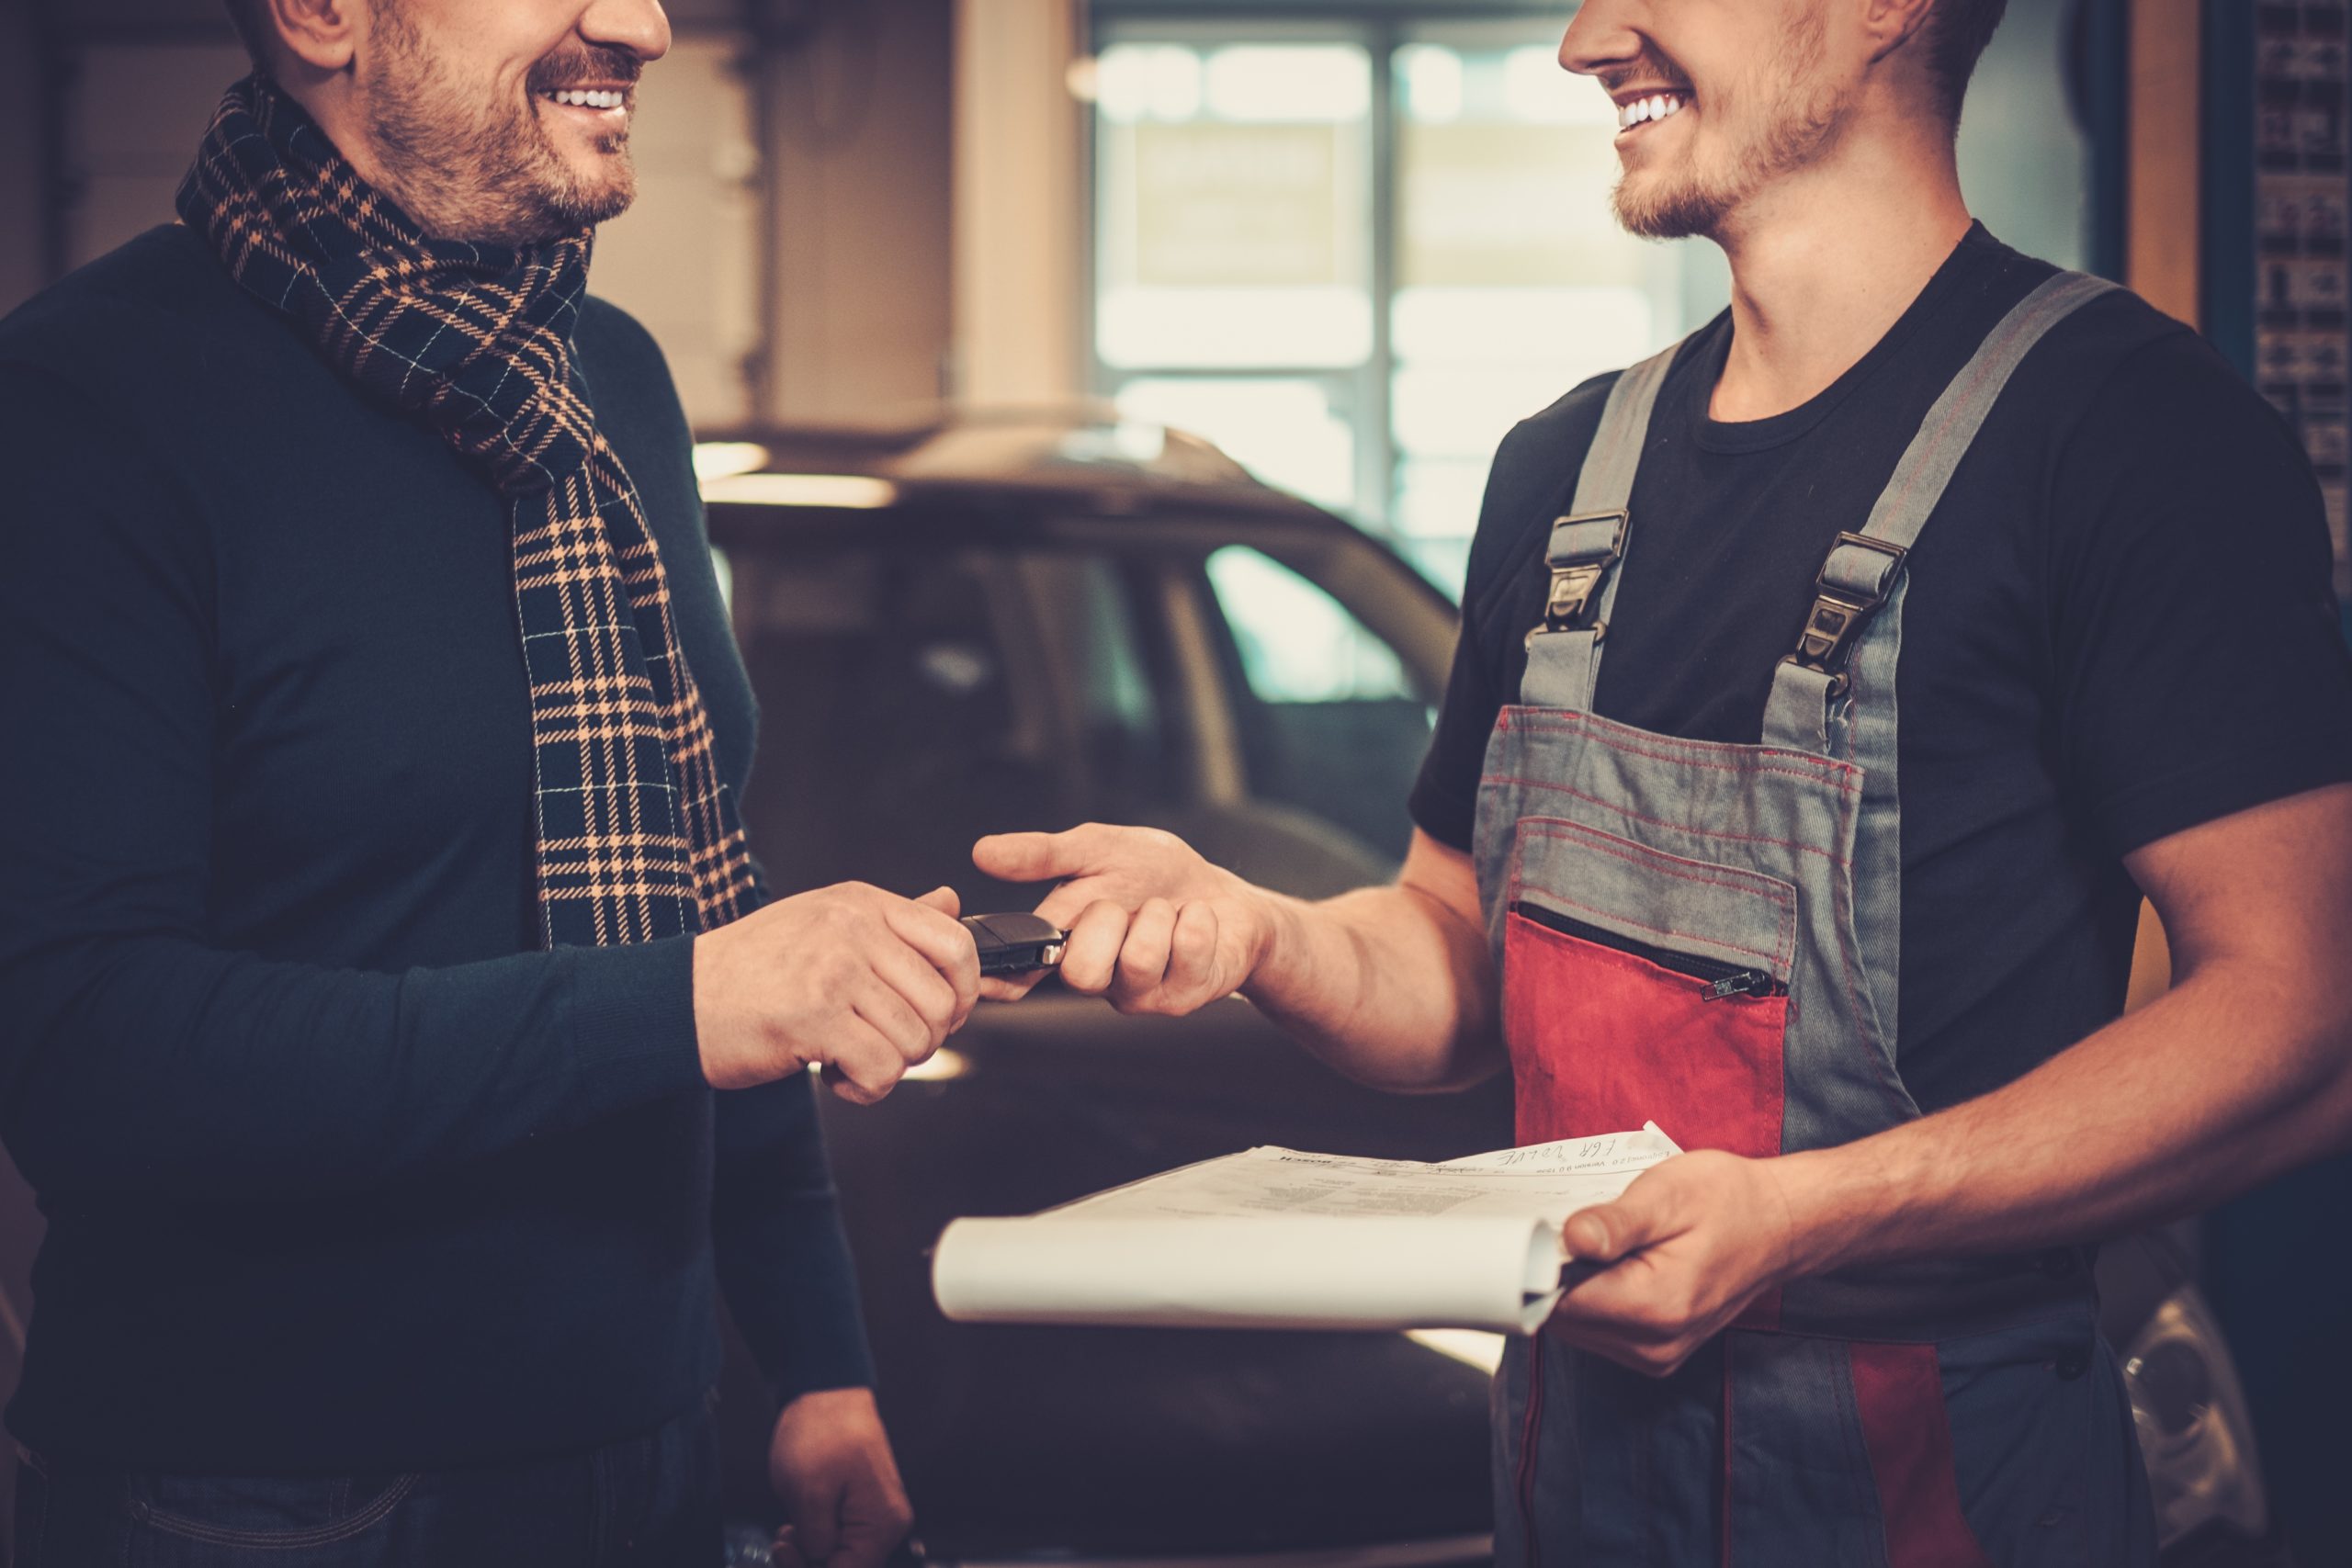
[1721,1336,1736,1568]
[1507,890,1787,972]
[1509,826,1798,976]
[1498,708,1864,790]
[1815,619,1913,1120]
[1518,821,1797,909]
[1831,833,1914,1123]
[1479,773,1853,867]
[1518,724,1857,789]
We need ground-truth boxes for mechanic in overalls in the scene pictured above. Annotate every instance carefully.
[975,0,2352,1559]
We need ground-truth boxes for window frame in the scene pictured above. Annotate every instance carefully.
[1083,5,1577,559]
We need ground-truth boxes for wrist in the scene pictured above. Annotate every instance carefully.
[1766,1143,1888,1280]
[691,927,781,1090]
[1236,883,1299,999]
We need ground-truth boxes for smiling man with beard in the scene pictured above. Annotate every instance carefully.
[970,0,2352,1561]
[0,1,979,1563]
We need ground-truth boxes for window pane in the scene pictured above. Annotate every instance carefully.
[1389,28,1698,558]
[1205,546,1408,703]
[1095,40,1375,370]
[1203,545,1430,859]
[1114,377,1356,513]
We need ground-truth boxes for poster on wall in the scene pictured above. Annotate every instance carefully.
[2255,0,2352,601]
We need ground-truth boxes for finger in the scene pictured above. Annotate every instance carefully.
[972,826,1101,884]
[854,980,933,1064]
[1113,897,1178,999]
[1057,898,1133,994]
[827,1519,893,1568]
[1563,1194,1662,1264]
[1550,1257,1669,1334]
[913,884,961,919]
[820,1021,907,1105]
[770,1528,810,1568]
[881,897,982,1025]
[869,940,960,1045]
[977,972,1044,1004]
[788,1482,842,1567]
[1162,900,1223,1003]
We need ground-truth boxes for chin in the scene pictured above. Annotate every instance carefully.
[1612,164,1734,242]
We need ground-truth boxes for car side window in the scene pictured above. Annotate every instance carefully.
[1205,547,1411,704]
[1020,554,1170,809]
[1201,546,1432,861]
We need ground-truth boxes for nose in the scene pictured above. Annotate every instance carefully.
[1560,0,1643,78]
[580,0,672,62]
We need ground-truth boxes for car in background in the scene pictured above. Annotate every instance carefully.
[698,415,1511,1566]
[696,413,2287,1567]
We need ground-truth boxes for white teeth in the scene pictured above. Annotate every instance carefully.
[1616,93,1687,132]
[548,89,625,109]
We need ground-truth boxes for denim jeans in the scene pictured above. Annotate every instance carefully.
[11,1396,719,1567]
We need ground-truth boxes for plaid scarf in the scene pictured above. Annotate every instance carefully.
[177,75,759,948]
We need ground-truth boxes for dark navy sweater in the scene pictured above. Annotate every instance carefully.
[0,223,872,1472]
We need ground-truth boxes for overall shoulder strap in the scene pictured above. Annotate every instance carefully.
[1520,340,1682,711]
[1758,271,2120,755]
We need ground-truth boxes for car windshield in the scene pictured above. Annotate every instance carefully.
[720,512,1447,908]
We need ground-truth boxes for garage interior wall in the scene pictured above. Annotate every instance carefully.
[0,0,956,430]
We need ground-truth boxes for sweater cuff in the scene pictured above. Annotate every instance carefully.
[564,934,710,1104]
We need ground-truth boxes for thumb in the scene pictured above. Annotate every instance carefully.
[789,1479,842,1566]
[1563,1194,1660,1264]
[914,885,961,918]
[972,828,1087,884]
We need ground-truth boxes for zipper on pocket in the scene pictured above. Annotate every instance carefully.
[1511,898,1786,1001]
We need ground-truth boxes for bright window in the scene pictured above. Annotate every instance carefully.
[1091,4,2093,598]
[1090,15,1704,593]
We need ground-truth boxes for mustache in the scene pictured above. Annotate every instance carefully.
[1599,51,1695,96]
[527,43,644,92]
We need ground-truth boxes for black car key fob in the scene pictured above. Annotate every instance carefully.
[961,913,1068,977]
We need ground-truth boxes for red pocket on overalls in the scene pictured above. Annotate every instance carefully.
[1502,863,1792,1162]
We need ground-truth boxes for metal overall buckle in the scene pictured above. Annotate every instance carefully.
[1526,510,1628,649]
[1784,532,1907,694]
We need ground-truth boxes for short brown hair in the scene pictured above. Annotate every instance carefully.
[1925,0,2008,124]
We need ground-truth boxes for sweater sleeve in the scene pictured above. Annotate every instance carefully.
[711,1074,878,1404]
[0,365,711,1204]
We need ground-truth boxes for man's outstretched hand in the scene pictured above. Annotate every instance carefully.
[970,825,1276,1015]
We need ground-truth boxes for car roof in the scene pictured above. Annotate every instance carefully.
[693,409,1351,530]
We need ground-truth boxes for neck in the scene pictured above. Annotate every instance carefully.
[267,68,458,242]
[1705,119,1973,423]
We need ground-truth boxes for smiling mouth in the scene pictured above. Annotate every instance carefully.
[538,87,631,115]
[1615,91,1690,137]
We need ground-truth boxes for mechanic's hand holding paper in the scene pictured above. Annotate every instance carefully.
[971,821,1768,1374]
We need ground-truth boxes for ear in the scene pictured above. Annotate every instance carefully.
[257,0,363,73]
[1860,0,1939,64]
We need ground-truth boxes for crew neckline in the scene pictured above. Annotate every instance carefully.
[1685,222,2003,456]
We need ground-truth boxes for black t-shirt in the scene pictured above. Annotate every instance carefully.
[1410,225,2352,1114]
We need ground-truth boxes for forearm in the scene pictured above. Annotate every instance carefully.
[0,932,707,1202]
[1781,962,2352,1274]
[1244,880,1500,1092]
[712,1073,877,1403]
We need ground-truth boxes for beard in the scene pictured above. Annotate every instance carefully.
[362,5,639,246]
[1611,17,1851,242]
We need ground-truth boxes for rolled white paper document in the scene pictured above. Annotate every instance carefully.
[933,1213,1569,1336]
